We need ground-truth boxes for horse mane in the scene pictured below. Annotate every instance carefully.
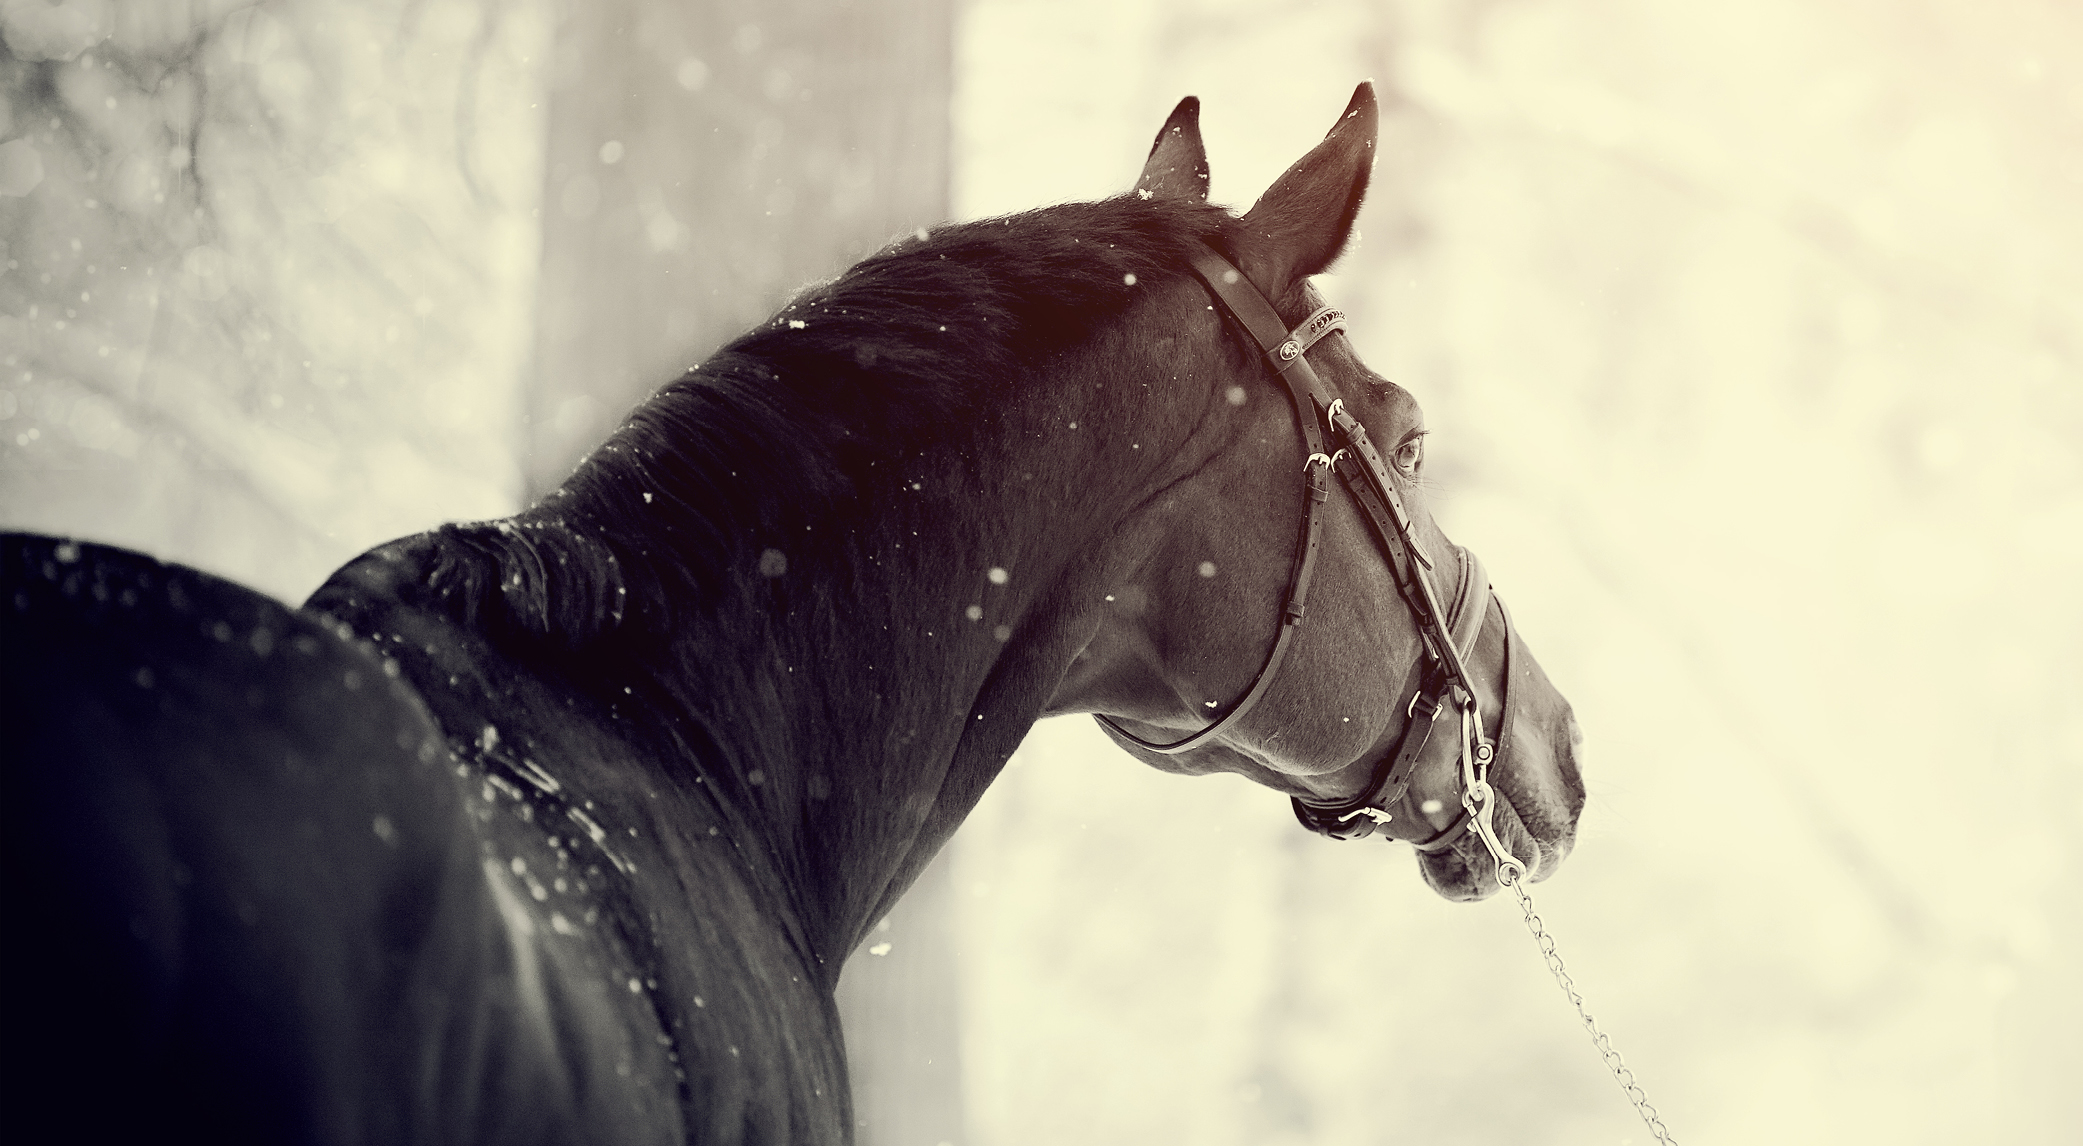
[402,196,1238,654]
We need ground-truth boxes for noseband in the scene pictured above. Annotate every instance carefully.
[1094,245,1527,877]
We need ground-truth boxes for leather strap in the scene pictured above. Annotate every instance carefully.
[1280,305,1348,361]
[1092,252,1339,754]
[1292,545,1506,841]
[1364,550,1490,811]
[1098,242,1515,846]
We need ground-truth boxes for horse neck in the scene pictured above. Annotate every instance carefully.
[554,363,1180,970]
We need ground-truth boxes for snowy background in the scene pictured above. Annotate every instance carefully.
[4,2,2078,1144]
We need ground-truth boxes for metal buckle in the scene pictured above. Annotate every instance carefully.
[1456,705,1525,886]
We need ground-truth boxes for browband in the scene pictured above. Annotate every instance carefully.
[1280,305,1347,362]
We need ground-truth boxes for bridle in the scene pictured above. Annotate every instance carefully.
[1091,241,1678,1142]
[1096,241,1679,1144]
[1094,243,1526,881]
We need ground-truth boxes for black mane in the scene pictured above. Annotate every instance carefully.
[404,196,1236,652]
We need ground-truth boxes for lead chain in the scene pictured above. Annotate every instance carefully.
[1503,874,1678,1145]
[1458,712,1678,1144]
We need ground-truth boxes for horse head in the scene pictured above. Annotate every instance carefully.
[1045,86,1585,901]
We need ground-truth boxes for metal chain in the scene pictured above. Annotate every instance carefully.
[1454,707,1678,1143]
[1502,869,1679,1145]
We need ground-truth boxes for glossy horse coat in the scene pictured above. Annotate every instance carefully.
[1,84,1582,1144]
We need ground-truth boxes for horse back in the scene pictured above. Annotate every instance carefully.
[1,534,682,1144]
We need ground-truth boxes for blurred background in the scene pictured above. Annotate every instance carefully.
[3,2,2077,1144]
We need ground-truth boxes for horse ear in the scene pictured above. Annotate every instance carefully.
[1134,96,1210,203]
[1235,83,1377,293]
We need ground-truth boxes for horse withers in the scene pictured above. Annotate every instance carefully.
[2,83,1582,1144]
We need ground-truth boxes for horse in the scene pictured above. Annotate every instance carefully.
[1,83,1584,1144]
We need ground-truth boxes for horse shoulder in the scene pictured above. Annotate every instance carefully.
[2,534,693,1142]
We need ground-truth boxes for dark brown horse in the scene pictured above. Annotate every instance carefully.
[1,84,1581,1144]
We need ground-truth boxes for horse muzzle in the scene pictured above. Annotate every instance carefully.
[1411,691,1583,900]
[1290,561,1586,901]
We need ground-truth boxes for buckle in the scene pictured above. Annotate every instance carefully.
[1291,795,1387,840]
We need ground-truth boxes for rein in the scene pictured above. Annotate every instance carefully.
[1098,244,1679,1144]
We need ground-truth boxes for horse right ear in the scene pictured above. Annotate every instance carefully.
[1134,97,1210,203]
[1235,83,1377,295]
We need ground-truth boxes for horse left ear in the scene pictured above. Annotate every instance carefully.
[1134,96,1210,203]
[1236,83,1378,294]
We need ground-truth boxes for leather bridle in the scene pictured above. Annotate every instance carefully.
[1086,238,1676,1136]
[1095,244,1527,867]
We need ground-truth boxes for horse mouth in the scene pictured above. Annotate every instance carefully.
[1413,789,1567,902]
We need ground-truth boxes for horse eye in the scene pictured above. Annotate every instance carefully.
[1392,437,1424,478]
